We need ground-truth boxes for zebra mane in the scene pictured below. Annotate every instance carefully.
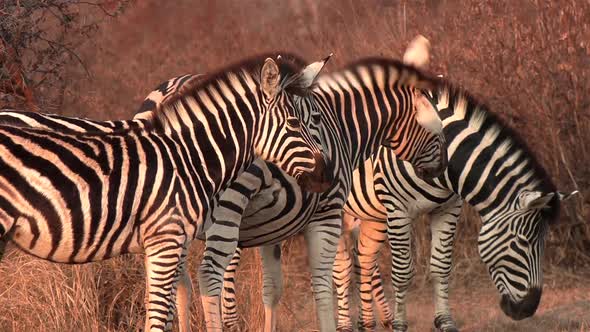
[336,57,444,92]
[147,53,309,133]
[436,81,561,222]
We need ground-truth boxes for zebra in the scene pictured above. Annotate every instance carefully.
[197,58,451,332]
[337,78,579,331]
[130,53,450,331]
[196,35,440,331]
[0,53,333,331]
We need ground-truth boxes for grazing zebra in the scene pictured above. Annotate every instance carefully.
[337,80,578,332]
[0,54,333,331]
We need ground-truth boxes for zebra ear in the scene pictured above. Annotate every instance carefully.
[414,91,443,134]
[403,35,431,69]
[298,53,333,89]
[558,190,579,201]
[261,58,281,98]
[519,191,555,209]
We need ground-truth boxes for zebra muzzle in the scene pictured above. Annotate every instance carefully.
[297,153,333,193]
[500,287,542,320]
[415,140,448,180]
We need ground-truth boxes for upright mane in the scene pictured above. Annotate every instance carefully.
[435,80,561,221]
[146,53,308,133]
[332,57,445,92]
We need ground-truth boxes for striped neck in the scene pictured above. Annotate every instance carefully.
[434,86,556,220]
[152,70,260,199]
[312,63,416,170]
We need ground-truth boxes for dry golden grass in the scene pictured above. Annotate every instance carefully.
[0,0,588,331]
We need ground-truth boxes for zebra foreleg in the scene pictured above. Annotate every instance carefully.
[143,217,188,332]
[430,201,461,332]
[354,219,388,331]
[221,247,243,331]
[260,243,283,332]
[304,215,342,332]
[386,210,414,332]
[198,220,240,332]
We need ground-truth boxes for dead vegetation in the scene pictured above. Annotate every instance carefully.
[0,0,588,331]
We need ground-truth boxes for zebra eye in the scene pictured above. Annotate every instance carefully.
[311,113,321,124]
[286,117,301,129]
[516,235,529,246]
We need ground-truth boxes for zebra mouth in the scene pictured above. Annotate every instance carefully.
[500,287,542,320]
[297,153,333,192]
[414,135,448,180]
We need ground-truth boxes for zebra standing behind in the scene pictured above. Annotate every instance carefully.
[0,54,332,331]
[339,72,578,331]
[198,57,451,332]
[132,52,449,331]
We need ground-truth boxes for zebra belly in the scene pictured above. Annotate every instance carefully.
[9,214,142,263]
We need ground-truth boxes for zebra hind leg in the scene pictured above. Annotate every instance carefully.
[430,201,461,332]
[143,219,188,332]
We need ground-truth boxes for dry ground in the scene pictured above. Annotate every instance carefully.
[0,0,588,331]
[0,236,588,332]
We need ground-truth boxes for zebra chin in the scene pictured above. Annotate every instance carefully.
[296,153,333,193]
[500,287,542,320]
[414,152,448,179]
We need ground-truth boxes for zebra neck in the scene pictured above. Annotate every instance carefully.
[438,97,547,219]
[313,76,398,170]
[152,72,260,200]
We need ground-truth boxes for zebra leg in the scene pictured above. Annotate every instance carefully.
[333,229,353,332]
[221,247,242,331]
[304,215,341,331]
[430,201,461,332]
[386,210,414,332]
[260,243,283,332]
[176,248,192,332]
[198,221,240,332]
[143,219,188,332]
[354,219,388,331]
[370,258,394,327]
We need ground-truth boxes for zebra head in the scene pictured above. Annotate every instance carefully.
[478,189,578,320]
[254,56,333,193]
[384,87,448,180]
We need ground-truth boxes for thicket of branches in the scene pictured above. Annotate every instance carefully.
[0,0,129,110]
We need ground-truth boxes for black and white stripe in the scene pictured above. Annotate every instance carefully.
[338,83,576,332]
[187,58,449,331]
[0,54,331,332]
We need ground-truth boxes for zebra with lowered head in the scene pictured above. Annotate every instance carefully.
[0,54,332,331]
[338,72,578,331]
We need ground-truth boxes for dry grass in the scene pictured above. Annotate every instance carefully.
[0,0,589,331]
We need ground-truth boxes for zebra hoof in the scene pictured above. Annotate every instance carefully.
[336,326,354,332]
[381,316,395,328]
[357,320,377,331]
[392,319,409,332]
[434,314,458,332]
